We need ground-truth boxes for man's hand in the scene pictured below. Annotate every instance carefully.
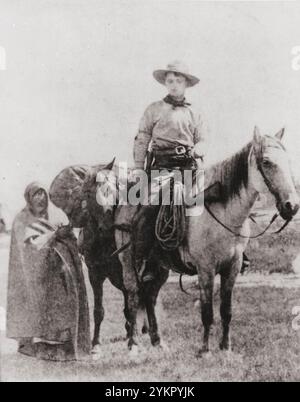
[191,143,204,160]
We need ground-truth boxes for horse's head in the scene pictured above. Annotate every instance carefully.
[250,126,299,220]
[82,158,117,236]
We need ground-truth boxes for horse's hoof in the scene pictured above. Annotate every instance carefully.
[196,348,210,359]
[162,342,170,353]
[142,325,149,335]
[220,349,233,359]
[91,344,102,355]
[219,342,231,351]
[155,341,169,353]
[128,345,139,360]
[203,351,213,360]
[92,353,102,361]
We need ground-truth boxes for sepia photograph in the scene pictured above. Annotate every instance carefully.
[0,0,300,384]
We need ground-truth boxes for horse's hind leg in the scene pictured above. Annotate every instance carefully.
[144,284,160,346]
[141,316,149,335]
[144,264,169,348]
[219,258,240,351]
[197,269,214,357]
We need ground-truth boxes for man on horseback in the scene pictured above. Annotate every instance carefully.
[133,60,208,282]
[132,60,250,282]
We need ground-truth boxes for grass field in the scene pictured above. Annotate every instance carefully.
[247,213,300,274]
[1,222,300,382]
[1,276,300,381]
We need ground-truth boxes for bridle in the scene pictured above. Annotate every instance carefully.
[204,144,292,239]
[204,201,290,239]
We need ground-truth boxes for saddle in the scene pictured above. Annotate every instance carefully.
[114,171,222,276]
[154,179,222,276]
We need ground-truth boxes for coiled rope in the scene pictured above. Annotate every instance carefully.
[155,179,186,251]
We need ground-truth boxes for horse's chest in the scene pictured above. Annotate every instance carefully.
[185,214,248,265]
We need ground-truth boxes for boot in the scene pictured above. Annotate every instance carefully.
[133,205,158,283]
[134,242,155,283]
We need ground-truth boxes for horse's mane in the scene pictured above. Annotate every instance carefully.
[206,141,253,203]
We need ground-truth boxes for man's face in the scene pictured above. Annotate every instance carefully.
[31,189,48,216]
[165,72,187,98]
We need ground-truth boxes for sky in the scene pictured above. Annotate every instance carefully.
[0,0,300,225]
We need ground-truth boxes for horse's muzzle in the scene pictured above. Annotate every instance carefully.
[278,193,300,221]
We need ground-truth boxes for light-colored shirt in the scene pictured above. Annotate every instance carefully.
[133,100,209,169]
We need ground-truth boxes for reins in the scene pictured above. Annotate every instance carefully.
[204,202,291,239]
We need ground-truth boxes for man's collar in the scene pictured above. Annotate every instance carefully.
[163,94,191,108]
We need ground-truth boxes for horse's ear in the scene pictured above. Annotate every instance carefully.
[253,126,262,150]
[275,128,285,141]
[253,126,262,143]
[104,157,116,171]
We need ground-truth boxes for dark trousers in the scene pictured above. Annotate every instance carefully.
[133,204,159,278]
[133,157,196,278]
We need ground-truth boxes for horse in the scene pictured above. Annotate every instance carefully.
[79,160,151,353]
[113,127,300,356]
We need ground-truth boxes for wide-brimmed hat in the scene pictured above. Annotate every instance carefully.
[153,60,200,87]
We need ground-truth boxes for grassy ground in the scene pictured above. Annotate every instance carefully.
[1,280,300,382]
[246,217,300,274]
[1,222,300,382]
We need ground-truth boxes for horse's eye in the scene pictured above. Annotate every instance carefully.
[262,159,272,168]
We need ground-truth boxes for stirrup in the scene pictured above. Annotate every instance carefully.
[142,272,155,283]
[138,260,155,283]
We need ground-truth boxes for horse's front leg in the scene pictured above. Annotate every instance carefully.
[126,287,139,352]
[117,243,140,353]
[87,267,105,353]
[122,289,135,339]
[143,263,169,348]
[123,292,148,337]
[219,256,241,351]
[197,268,215,357]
